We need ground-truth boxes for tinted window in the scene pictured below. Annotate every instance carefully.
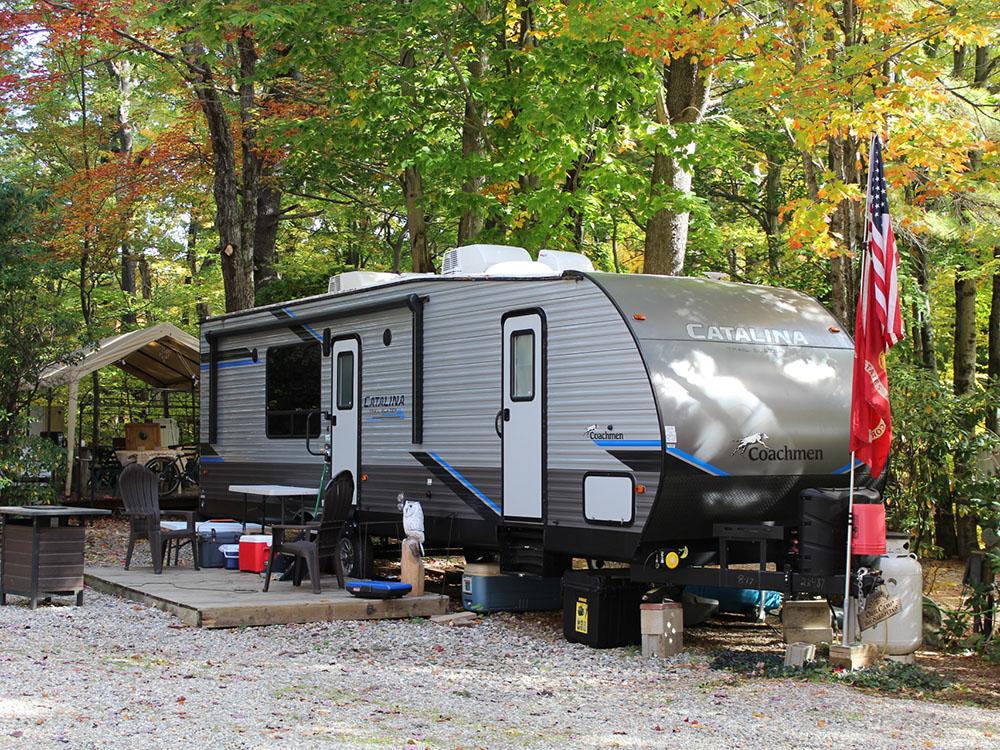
[266,343,321,438]
[511,331,534,401]
[336,351,355,410]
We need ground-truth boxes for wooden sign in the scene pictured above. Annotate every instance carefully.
[857,589,901,631]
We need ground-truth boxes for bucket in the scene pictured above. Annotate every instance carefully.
[220,544,241,570]
[852,503,887,555]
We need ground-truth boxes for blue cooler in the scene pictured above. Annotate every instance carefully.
[462,563,562,613]
[219,544,240,570]
[197,522,257,568]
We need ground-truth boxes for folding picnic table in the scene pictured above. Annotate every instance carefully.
[228,485,317,531]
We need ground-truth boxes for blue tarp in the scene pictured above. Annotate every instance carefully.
[685,585,783,615]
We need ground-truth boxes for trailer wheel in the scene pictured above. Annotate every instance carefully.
[336,529,374,579]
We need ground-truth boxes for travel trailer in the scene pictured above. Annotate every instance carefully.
[199,245,877,592]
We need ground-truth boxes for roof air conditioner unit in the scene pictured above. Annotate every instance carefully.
[328,271,400,294]
[537,249,595,273]
[484,261,558,277]
[441,244,531,276]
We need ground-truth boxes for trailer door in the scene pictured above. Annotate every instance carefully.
[331,337,360,505]
[501,312,544,521]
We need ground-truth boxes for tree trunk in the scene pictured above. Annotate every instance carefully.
[403,166,431,272]
[953,46,966,78]
[912,245,937,373]
[399,42,432,273]
[988,246,1000,435]
[953,269,979,559]
[457,1,488,245]
[974,45,990,87]
[139,257,152,300]
[643,54,710,276]
[185,43,254,313]
[182,213,203,325]
[106,59,137,326]
[238,29,262,300]
[826,133,860,329]
[254,173,281,289]
[563,144,598,250]
[763,143,783,280]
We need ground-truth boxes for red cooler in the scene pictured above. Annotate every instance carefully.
[852,503,886,555]
[238,534,272,573]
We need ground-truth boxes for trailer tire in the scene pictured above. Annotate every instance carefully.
[336,530,374,580]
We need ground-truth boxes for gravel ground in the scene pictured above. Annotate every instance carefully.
[1,590,998,750]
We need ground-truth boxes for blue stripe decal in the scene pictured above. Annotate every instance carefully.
[200,456,225,463]
[428,451,500,515]
[367,409,405,421]
[200,358,256,371]
[282,307,323,342]
[664,447,730,477]
[593,438,729,477]
[593,439,662,448]
[833,459,864,475]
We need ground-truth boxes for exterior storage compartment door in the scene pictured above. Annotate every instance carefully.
[501,311,544,521]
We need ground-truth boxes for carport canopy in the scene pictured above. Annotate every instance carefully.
[37,323,200,495]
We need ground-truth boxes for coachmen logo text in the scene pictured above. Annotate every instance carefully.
[585,424,624,440]
[686,323,808,346]
[746,445,824,461]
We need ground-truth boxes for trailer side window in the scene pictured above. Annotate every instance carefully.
[265,343,321,439]
[510,330,534,401]
[336,351,354,410]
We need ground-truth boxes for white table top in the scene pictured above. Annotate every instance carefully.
[229,484,317,497]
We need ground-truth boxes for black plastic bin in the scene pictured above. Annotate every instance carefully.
[562,569,645,648]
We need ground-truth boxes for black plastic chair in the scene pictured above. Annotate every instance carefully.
[119,462,200,574]
[263,474,353,594]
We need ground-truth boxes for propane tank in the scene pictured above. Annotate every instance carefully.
[861,532,923,661]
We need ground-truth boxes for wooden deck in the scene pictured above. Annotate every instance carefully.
[85,566,450,628]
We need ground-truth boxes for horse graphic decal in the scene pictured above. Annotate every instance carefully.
[733,432,770,455]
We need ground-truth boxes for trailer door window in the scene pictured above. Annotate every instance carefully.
[265,342,321,438]
[510,330,535,401]
[336,351,355,410]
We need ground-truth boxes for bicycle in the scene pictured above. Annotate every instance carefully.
[87,446,123,496]
[145,446,200,497]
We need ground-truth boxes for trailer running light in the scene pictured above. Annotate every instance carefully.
[632,313,646,321]
[636,484,646,494]
[361,474,368,482]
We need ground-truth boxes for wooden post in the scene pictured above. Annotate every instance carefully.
[400,538,424,597]
[64,379,79,497]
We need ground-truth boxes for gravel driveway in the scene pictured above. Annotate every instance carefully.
[1,591,997,750]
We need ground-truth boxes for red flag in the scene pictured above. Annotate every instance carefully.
[850,135,903,477]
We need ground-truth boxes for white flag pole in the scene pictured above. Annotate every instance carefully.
[842,452,857,646]
[842,134,879,647]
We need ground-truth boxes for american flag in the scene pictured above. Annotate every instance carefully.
[863,135,903,347]
[850,134,903,477]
